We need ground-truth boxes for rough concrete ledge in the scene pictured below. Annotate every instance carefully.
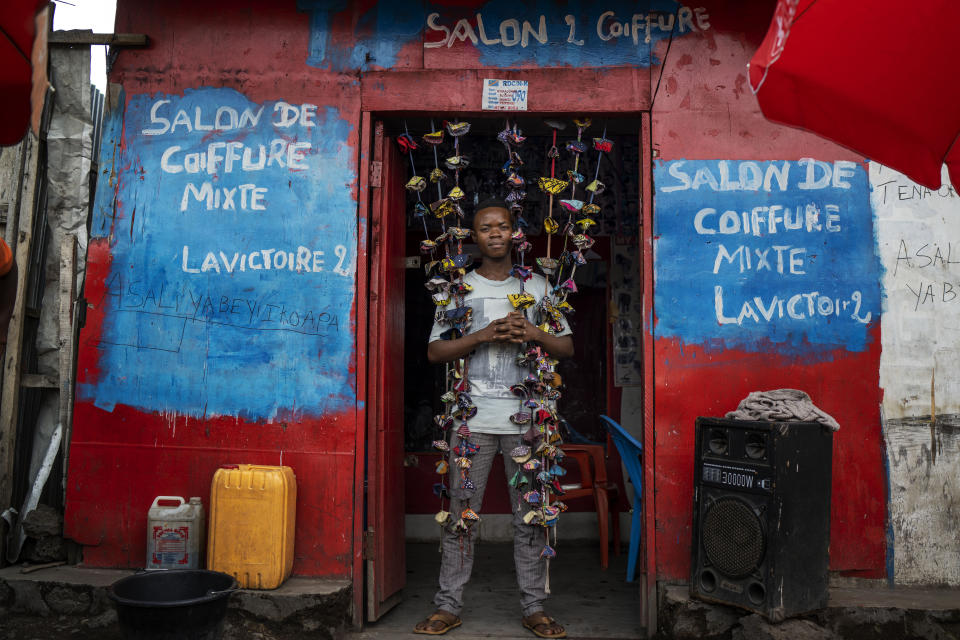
[0,565,352,640]
[658,584,960,640]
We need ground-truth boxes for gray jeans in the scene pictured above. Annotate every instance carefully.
[435,432,548,617]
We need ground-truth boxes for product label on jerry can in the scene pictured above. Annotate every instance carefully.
[152,525,189,565]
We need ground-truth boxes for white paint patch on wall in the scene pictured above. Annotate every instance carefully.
[873,162,960,585]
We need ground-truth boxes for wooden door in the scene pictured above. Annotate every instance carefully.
[366,120,406,621]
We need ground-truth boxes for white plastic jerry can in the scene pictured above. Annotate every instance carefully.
[146,496,205,570]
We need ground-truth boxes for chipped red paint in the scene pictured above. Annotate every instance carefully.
[652,331,886,580]
[65,0,890,591]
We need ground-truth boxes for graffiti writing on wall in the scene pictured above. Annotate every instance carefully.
[653,159,880,352]
[78,88,358,420]
[300,1,707,70]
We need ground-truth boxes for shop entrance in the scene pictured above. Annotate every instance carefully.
[361,113,651,637]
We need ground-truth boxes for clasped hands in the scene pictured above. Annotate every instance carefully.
[479,311,541,345]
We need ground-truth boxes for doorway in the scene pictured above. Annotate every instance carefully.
[362,114,650,637]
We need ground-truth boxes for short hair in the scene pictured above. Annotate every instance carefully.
[470,197,512,230]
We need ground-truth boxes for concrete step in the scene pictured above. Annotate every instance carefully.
[0,564,351,640]
[659,584,960,640]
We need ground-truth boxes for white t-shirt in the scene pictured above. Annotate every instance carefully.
[428,270,572,434]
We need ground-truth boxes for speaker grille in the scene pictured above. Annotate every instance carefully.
[702,497,764,578]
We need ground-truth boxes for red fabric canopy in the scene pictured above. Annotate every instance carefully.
[0,0,48,146]
[749,0,960,190]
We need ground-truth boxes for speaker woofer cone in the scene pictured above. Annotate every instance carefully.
[701,497,765,578]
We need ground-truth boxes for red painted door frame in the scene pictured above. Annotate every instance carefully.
[354,96,657,628]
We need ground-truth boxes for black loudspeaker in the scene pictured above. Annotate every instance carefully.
[690,417,833,621]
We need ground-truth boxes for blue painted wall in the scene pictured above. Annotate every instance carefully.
[299,0,702,70]
[653,159,881,353]
[78,88,357,420]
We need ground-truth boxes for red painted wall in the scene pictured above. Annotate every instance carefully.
[65,1,363,577]
[650,0,886,580]
[65,0,888,584]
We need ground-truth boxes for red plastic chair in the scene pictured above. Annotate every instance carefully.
[559,444,620,569]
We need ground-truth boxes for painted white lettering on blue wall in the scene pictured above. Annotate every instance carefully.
[79,87,358,420]
[654,159,880,352]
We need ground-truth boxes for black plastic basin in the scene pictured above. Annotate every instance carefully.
[108,569,237,640]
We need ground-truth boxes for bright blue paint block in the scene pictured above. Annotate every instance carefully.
[654,159,880,353]
[299,0,690,71]
[79,88,358,420]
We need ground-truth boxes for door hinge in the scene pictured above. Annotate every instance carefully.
[363,529,376,560]
[370,161,382,188]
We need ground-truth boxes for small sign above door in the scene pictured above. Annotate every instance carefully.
[482,79,529,111]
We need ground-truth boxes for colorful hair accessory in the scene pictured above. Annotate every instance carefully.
[447,186,465,201]
[523,510,542,524]
[429,167,446,184]
[549,464,567,478]
[510,445,531,463]
[559,199,584,212]
[554,501,569,513]
[456,424,471,438]
[522,459,541,471]
[546,145,560,159]
[585,179,605,194]
[432,292,450,306]
[448,226,471,240]
[543,505,561,520]
[433,439,450,451]
[543,218,560,234]
[435,510,451,524]
[506,190,526,204]
[432,482,447,498]
[434,414,453,430]
[523,490,541,505]
[571,251,588,266]
[435,460,449,474]
[414,202,427,218]
[453,405,478,420]
[522,425,542,444]
[397,132,418,151]
[572,234,595,250]
[406,176,426,192]
[462,477,475,491]
[576,218,597,231]
[505,172,525,188]
[444,155,469,170]
[558,278,577,293]
[540,545,556,559]
[593,137,613,152]
[536,257,559,275]
[511,265,533,281]
[566,140,587,154]
[582,203,601,216]
[420,239,437,254]
[454,441,480,456]
[538,177,568,195]
[509,469,528,488]
[423,130,444,145]
[508,292,536,310]
[510,411,532,425]
[456,392,473,409]
[444,121,471,137]
[566,170,585,184]
[430,198,455,218]
[573,118,592,129]
[461,507,480,521]
[536,471,551,485]
[510,384,528,399]
[455,456,472,469]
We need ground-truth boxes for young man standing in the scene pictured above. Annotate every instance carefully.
[414,200,572,638]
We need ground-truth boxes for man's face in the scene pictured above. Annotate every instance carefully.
[472,207,513,259]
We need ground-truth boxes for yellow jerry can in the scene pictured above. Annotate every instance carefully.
[207,464,297,589]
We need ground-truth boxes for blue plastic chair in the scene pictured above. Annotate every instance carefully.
[600,414,643,582]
